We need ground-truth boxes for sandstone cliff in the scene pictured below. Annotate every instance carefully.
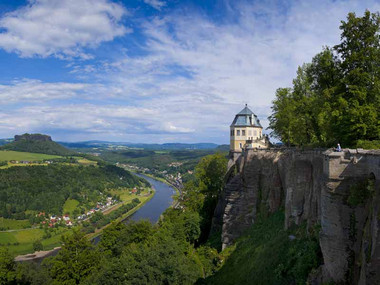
[212,148,380,284]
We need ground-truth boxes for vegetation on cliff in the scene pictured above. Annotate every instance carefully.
[203,211,322,285]
[269,11,380,148]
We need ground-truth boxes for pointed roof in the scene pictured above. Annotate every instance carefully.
[230,104,262,128]
[237,104,254,115]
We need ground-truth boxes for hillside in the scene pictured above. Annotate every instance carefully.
[0,164,147,219]
[1,133,75,156]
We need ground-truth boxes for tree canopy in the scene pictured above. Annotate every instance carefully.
[269,11,380,148]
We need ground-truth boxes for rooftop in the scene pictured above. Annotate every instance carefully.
[231,104,262,128]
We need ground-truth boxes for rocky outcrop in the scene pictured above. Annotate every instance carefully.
[212,148,380,284]
[14,133,52,142]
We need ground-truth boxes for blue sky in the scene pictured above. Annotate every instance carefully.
[0,0,379,143]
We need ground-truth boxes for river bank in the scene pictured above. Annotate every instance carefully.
[14,173,174,261]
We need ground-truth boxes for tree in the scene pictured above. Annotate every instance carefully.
[333,10,380,145]
[0,247,16,284]
[33,240,43,252]
[268,10,380,147]
[46,230,99,284]
[195,153,227,198]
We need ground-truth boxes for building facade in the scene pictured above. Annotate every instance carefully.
[230,104,269,152]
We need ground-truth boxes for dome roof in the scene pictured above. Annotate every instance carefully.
[230,104,262,128]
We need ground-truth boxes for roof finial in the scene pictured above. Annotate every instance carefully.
[245,103,247,107]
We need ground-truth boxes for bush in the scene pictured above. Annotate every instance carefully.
[33,240,43,252]
[356,140,380,149]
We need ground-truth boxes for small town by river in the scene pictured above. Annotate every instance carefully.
[15,173,176,262]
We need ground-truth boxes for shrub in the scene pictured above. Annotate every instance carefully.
[356,140,380,150]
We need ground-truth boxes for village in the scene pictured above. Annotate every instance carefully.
[36,187,145,229]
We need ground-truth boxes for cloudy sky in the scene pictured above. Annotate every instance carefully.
[0,0,378,143]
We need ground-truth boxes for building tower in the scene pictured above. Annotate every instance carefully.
[230,104,268,152]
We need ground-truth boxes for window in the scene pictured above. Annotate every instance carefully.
[253,130,257,137]
[249,130,252,136]
[237,130,240,136]
[239,143,242,148]
[230,130,234,136]
[242,130,246,136]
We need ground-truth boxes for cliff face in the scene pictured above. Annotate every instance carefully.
[212,149,380,284]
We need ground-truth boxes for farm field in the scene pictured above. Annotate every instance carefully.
[73,157,98,165]
[0,218,31,230]
[1,227,70,255]
[0,150,62,161]
[105,188,152,214]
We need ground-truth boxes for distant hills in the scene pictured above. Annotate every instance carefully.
[0,134,227,152]
[60,141,222,150]
[0,133,75,156]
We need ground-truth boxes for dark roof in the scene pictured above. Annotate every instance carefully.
[230,105,262,128]
[237,105,254,115]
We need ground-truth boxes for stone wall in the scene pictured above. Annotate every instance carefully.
[212,148,380,284]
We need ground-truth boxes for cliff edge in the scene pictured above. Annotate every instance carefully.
[212,148,380,284]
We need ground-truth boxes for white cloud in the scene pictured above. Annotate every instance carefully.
[1,0,379,142]
[0,0,129,58]
[0,103,199,142]
[0,79,112,103]
[97,0,378,140]
[144,0,166,11]
[0,79,90,102]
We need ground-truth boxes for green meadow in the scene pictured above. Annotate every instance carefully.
[62,199,80,216]
[0,218,31,230]
[0,228,70,255]
[0,150,62,161]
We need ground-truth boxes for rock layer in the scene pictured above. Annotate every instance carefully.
[212,148,380,284]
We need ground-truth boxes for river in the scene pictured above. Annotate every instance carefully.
[16,173,175,262]
[125,173,175,223]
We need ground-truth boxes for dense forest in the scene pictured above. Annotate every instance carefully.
[0,164,146,219]
[269,11,380,148]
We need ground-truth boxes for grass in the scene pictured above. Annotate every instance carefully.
[203,211,322,285]
[106,187,152,214]
[0,150,61,162]
[0,227,70,256]
[73,156,98,165]
[63,199,80,216]
[0,218,31,230]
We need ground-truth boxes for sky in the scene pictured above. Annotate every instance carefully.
[0,0,379,143]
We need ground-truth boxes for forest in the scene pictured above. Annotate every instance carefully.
[268,11,379,148]
[0,164,146,219]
